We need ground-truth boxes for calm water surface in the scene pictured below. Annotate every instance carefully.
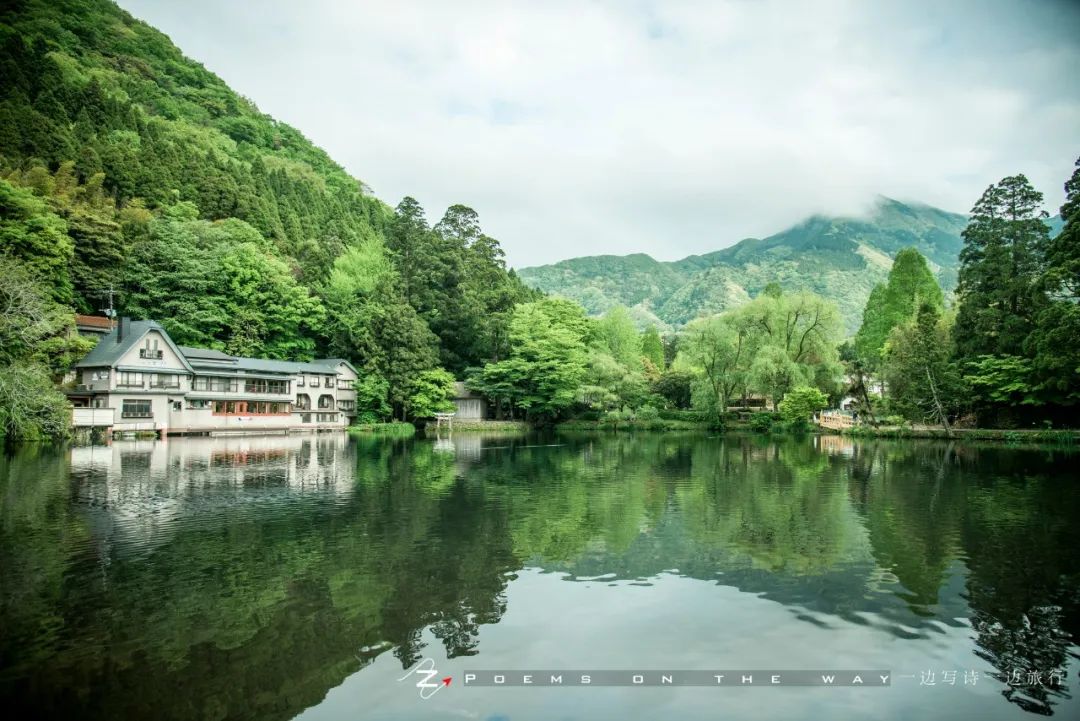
[1,432,1077,720]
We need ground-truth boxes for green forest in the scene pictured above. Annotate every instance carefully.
[0,0,1077,438]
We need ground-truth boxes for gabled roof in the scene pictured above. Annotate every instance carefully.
[312,357,359,375]
[75,320,196,373]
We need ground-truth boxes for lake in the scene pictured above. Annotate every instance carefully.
[1,432,1077,720]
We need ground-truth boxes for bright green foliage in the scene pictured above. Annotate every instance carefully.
[882,303,966,423]
[963,355,1040,407]
[777,386,828,426]
[854,248,943,365]
[352,374,392,424]
[676,288,842,419]
[641,325,665,368]
[679,314,751,426]
[0,363,72,440]
[0,0,539,424]
[0,257,86,439]
[123,207,324,359]
[404,369,456,419]
[735,288,844,403]
[468,299,589,421]
[0,178,73,303]
[955,175,1051,359]
[594,306,642,368]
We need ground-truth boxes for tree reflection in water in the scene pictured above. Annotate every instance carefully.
[0,432,1076,719]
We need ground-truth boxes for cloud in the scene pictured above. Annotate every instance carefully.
[118,0,1080,267]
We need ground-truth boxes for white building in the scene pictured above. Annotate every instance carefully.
[68,318,359,435]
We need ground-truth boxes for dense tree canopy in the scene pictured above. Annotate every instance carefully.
[854,248,943,365]
[0,0,541,428]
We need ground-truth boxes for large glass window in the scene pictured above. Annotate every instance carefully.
[149,374,180,389]
[193,376,238,392]
[121,399,152,418]
[243,379,290,394]
[295,394,311,411]
[117,372,143,388]
[318,394,334,409]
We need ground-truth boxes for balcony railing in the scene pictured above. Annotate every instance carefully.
[149,380,180,389]
[121,410,153,419]
[116,381,144,389]
[243,383,291,395]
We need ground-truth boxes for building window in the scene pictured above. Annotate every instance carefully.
[301,413,312,424]
[310,377,320,387]
[295,393,311,411]
[316,413,337,423]
[193,376,238,392]
[318,394,334,409]
[296,377,305,387]
[188,400,212,410]
[150,374,180,389]
[139,337,163,359]
[338,400,355,411]
[121,399,152,418]
[243,379,290,394]
[117,372,144,388]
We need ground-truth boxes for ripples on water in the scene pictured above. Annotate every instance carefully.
[0,432,1078,721]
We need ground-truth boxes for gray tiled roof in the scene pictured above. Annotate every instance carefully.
[75,320,195,373]
[311,358,359,374]
[76,321,350,377]
[228,357,338,375]
[178,345,235,362]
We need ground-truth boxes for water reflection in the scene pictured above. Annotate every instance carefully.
[0,433,1077,720]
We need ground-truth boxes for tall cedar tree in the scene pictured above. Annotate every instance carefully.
[954,175,1051,359]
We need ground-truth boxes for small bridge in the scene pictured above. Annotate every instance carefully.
[817,410,855,431]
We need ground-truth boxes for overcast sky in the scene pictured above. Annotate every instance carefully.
[118,0,1080,268]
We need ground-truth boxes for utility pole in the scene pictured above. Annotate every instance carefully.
[103,285,117,328]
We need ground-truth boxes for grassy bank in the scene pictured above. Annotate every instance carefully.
[422,420,529,433]
[839,426,1080,444]
[347,422,416,436]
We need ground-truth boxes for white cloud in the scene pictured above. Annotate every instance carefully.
[119,0,1080,267]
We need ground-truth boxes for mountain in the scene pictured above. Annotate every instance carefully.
[0,0,536,379]
[518,198,972,333]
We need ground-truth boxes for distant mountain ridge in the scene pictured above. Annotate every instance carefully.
[518,198,1061,334]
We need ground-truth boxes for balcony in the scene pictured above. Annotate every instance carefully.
[121,410,153,419]
[72,407,114,427]
[149,380,180,389]
[116,381,145,389]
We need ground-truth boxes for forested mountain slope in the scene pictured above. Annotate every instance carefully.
[0,0,535,395]
[518,198,976,332]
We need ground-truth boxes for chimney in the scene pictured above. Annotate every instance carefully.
[116,316,129,343]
